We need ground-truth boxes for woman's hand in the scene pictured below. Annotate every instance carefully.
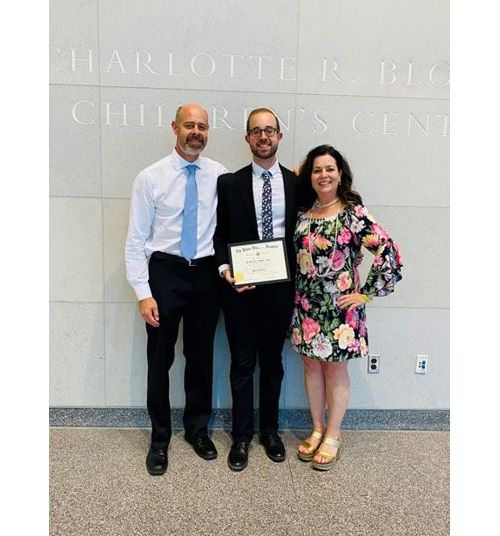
[337,292,369,311]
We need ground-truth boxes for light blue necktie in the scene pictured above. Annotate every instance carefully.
[261,171,273,239]
[180,164,198,260]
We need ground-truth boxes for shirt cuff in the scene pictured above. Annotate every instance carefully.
[218,264,230,277]
[134,283,153,301]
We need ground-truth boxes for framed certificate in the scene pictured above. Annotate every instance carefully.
[228,238,290,287]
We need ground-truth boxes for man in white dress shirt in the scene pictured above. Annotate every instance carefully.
[125,103,227,475]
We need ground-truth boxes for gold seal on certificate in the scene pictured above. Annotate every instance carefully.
[228,238,290,287]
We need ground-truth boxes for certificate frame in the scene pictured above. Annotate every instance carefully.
[228,238,291,287]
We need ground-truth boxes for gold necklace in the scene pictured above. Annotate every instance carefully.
[313,197,339,209]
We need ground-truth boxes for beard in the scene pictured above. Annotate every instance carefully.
[180,134,206,156]
[250,139,278,159]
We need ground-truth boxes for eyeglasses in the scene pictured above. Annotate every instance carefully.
[247,126,278,137]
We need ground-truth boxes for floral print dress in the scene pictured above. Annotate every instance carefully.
[290,204,403,362]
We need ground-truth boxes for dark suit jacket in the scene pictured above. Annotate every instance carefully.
[214,163,298,278]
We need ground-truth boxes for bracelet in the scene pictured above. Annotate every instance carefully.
[360,294,371,303]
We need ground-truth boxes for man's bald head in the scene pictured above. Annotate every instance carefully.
[172,104,210,161]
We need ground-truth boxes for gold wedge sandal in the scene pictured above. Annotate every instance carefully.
[297,430,323,462]
[311,436,341,471]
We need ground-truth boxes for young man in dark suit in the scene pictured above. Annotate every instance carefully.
[214,108,297,471]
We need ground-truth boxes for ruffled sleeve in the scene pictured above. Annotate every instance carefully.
[350,204,403,298]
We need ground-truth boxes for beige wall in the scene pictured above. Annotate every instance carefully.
[49,0,449,409]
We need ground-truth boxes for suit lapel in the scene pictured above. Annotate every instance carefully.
[237,165,259,236]
[281,165,295,235]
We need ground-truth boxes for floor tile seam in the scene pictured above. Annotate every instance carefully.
[286,458,299,503]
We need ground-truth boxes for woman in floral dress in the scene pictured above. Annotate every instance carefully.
[290,145,403,470]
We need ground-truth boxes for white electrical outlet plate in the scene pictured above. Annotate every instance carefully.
[368,354,380,374]
[415,354,428,374]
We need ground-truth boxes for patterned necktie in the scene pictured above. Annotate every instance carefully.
[180,164,198,260]
[261,171,273,239]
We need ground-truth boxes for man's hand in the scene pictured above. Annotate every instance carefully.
[139,297,160,327]
[222,269,255,293]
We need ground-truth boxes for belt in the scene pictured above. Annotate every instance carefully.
[151,251,214,267]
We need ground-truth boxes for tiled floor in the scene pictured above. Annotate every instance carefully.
[50,428,449,536]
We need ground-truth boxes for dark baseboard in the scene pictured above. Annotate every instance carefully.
[49,407,449,431]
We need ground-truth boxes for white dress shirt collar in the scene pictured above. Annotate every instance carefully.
[251,160,281,178]
[172,148,200,170]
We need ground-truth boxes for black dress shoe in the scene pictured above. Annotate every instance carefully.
[146,447,168,475]
[191,436,217,460]
[228,441,250,471]
[260,431,286,462]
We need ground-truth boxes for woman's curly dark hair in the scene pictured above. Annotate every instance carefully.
[297,145,363,211]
